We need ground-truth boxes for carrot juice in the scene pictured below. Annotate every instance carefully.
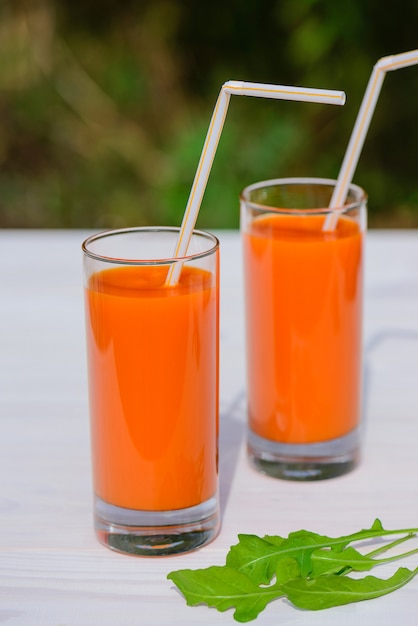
[85,262,218,512]
[243,211,363,446]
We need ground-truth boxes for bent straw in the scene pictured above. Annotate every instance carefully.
[166,80,346,285]
[324,48,418,231]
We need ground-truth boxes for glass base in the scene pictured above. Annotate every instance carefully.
[93,495,220,556]
[248,428,360,481]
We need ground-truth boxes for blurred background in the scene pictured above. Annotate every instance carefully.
[0,0,417,230]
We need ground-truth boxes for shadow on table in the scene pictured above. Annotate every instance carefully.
[219,390,246,516]
[362,327,418,423]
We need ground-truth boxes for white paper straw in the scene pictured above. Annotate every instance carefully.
[166,81,345,285]
[324,48,418,231]
[223,80,346,105]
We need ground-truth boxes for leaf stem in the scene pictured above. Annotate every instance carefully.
[335,533,418,577]
[365,533,416,559]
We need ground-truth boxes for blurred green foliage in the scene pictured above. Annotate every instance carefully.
[0,0,418,229]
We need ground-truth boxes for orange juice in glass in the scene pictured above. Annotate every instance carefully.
[241,178,366,480]
[82,227,220,555]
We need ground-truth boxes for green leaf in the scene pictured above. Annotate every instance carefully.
[168,520,418,620]
[311,546,372,576]
[167,565,283,622]
[226,534,285,584]
[279,530,346,577]
[275,557,301,585]
[226,520,418,583]
[311,543,418,577]
[282,566,418,610]
[226,530,342,583]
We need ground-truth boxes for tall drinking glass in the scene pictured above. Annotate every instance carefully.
[82,227,220,555]
[241,178,367,480]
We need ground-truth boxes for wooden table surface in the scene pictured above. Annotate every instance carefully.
[1,229,418,625]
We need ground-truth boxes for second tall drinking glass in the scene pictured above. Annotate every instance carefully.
[241,177,367,480]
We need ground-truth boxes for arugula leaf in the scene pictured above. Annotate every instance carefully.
[167,565,283,622]
[282,566,418,610]
[226,531,342,584]
[167,520,418,621]
[225,534,285,584]
[274,557,300,585]
[311,542,418,577]
[226,519,418,583]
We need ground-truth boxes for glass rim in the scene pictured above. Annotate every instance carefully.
[82,226,219,265]
[240,176,368,215]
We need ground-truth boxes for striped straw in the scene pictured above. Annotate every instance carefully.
[324,48,418,231]
[166,80,345,285]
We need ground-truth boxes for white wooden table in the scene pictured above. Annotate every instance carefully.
[1,229,418,625]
